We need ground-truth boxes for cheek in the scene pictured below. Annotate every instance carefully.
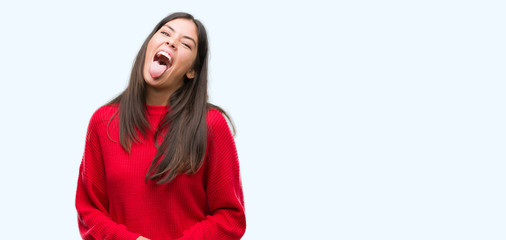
[146,43,156,58]
[146,37,161,57]
[183,52,198,68]
[144,41,158,64]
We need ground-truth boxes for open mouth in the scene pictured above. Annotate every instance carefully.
[149,51,173,79]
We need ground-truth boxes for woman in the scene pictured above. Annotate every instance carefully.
[75,12,246,240]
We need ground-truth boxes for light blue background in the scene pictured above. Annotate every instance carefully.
[0,0,504,239]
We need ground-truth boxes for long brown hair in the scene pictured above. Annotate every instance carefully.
[108,12,234,184]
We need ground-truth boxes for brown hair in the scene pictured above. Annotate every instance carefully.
[108,12,234,184]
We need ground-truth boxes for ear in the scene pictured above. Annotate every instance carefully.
[186,69,195,79]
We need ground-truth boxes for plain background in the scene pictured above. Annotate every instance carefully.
[0,0,505,239]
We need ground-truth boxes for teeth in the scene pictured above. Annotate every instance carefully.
[156,51,172,63]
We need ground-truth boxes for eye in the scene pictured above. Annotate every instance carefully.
[182,43,192,49]
[161,31,170,36]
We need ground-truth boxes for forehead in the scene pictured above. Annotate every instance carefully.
[161,18,198,38]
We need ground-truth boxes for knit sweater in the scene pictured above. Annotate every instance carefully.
[75,105,246,240]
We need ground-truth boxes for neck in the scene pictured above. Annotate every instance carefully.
[145,86,174,106]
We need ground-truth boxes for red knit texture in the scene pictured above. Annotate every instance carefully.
[76,105,246,240]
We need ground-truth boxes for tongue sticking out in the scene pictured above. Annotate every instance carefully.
[149,60,168,79]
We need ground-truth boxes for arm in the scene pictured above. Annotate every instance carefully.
[75,111,142,240]
[176,110,246,239]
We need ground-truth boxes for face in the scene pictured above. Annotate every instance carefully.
[143,18,198,91]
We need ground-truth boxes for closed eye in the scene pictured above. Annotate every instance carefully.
[161,31,170,37]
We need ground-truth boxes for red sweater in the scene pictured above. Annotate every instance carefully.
[75,105,246,240]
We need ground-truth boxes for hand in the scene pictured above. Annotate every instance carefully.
[136,237,150,240]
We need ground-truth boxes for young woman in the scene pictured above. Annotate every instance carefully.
[75,12,246,240]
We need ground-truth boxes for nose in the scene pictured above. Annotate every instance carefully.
[166,38,177,49]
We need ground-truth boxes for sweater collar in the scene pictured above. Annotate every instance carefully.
[146,104,169,116]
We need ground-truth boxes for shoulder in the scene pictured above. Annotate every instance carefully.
[206,108,225,123]
[206,108,230,132]
[88,105,119,129]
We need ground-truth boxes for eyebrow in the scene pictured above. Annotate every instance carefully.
[163,24,197,47]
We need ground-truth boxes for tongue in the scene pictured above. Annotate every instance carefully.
[149,61,168,79]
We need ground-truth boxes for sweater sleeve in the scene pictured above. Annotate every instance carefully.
[75,110,141,240]
[177,110,246,240]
